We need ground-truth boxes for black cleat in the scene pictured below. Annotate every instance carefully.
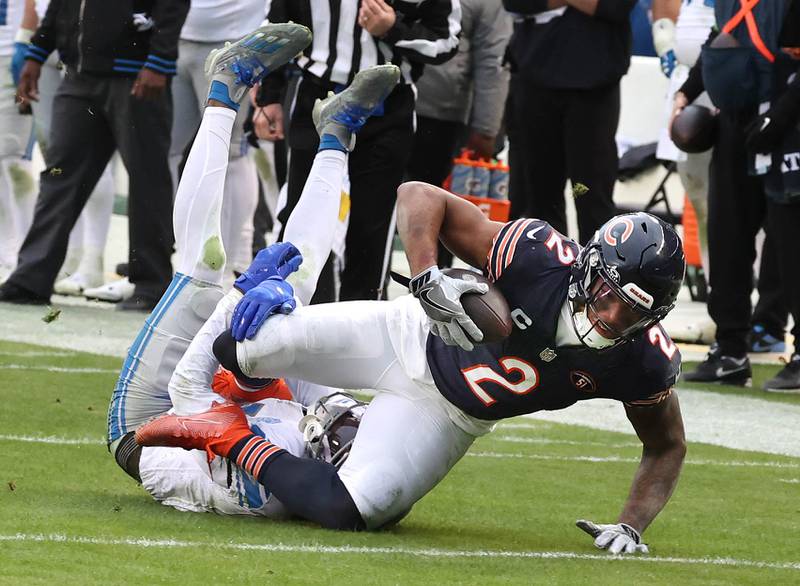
[763,355,800,393]
[0,281,51,305]
[683,344,752,387]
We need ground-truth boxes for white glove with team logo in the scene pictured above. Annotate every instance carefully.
[409,265,488,351]
[576,520,649,555]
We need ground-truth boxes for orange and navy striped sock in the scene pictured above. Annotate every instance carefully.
[228,434,286,479]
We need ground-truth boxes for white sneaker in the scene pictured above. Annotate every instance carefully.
[83,277,135,303]
[54,272,104,296]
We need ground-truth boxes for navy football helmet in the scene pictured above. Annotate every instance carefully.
[568,212,686,349]
[300,393,365,469]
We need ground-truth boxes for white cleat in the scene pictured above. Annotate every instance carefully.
[204,23,312,108]
[83,277,135,303]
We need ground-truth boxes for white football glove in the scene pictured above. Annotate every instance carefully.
[576,520,649,555]
[409,265,488,351]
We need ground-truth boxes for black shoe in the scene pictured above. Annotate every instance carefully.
[115,262,129,277]
[763,355,800,393]
[683,344,752,386]
[116,294,158,312]
[0,281,51,305]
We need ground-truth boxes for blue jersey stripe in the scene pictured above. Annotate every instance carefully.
[108,274,191,440]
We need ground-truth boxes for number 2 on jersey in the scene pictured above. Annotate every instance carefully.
[461,357,540,406]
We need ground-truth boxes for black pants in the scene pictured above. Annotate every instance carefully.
[9,70,173,299]
[765,199,800,352]
[507,79,619,244]
[278,78,415,301]
[705,112,800,356]
[405,116,466,268]
[751,230,788,338]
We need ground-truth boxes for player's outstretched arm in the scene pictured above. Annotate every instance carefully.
[619,391,686,532]
[396,181,502,275]
[576,391,685,554]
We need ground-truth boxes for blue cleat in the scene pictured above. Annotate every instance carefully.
[205,23,312,110]
[312,64,401,152]
[749,324,786,353]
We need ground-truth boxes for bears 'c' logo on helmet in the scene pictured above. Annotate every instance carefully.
[603,217,634,246]
[570,370,597,393]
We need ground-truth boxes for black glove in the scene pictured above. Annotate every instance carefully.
[744,82,800,153]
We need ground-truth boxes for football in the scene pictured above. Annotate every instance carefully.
[670,104,718,153]
[443,268,513,344]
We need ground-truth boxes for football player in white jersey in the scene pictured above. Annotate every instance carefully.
[107,22,402,518]
[0,0,36,283]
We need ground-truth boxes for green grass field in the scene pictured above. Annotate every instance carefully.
[1,340,798,585]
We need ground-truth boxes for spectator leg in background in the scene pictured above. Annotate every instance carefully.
[341,87,415,301]
[509,80,568,235]
[751,231,789,340]
[677,148,712,272]
[564,83,619,244]
[10,72,116,297]
[109,77,174,302]
[706,114,766,358]
[405,115,464,268]
[0,55,35,277]
[764,203,800,351]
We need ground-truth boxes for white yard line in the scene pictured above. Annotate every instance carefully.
[467,451,799,469]
[2,364,118,374]
[0,351,77,357]
[524,389,800,458]
[0,533,797,571]
[0,434,795,469]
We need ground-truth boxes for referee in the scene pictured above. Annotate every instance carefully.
[257,0,461,302]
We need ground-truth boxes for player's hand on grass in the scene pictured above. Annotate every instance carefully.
[235,242,303,294]
[231,277,296,341]
[576,520,649,555]
[410,265,488,352]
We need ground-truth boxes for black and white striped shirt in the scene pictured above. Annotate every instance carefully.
[267,0,462,86]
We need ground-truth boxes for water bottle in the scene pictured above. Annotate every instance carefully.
[450,158,474,195]
[470,162,491,199]
[489,164,510,200]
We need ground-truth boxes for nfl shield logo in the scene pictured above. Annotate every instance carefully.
[539,348,557,362]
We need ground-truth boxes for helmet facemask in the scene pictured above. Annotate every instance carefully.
[569,247,666,350]
[299,392,365,469]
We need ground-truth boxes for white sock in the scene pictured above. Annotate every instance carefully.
[220,155,258,276]
[284,149,347,305]
[173,107,236,284]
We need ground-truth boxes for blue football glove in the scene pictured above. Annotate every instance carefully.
[11,42,29,85]
[659,49,677,78]
[231,277,296,341]
[234,242,302,294]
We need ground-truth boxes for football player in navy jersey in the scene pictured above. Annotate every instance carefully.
[137,181,687,555]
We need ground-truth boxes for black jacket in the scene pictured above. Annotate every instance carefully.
[503,0,636,89]
[26,0,188,77]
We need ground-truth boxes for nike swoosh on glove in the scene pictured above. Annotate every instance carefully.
[235,242,303,294]
[409,265,488,351]
[575,519,649,555]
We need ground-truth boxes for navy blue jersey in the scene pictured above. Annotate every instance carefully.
[427,219,681,420]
